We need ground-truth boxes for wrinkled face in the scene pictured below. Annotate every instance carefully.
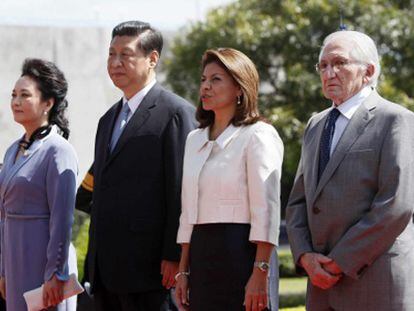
[199,62,241,115]
[11,76,51,129]
[107,35,156,97]
[319,40,369,105]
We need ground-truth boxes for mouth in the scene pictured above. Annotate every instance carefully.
[110,72,125,78]
[200,95,211,102]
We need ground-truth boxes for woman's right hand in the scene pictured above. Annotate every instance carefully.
[175,274,190,311]
[0,277,6,300]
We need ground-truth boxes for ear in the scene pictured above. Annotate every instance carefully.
[364,63,375,83]
[148,50,160,69]
[44,98,55,113]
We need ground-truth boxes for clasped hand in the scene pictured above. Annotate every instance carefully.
[300,252,343,290]
[43,274,64,307]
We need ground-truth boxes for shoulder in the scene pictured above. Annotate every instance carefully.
[44,132,78,163]
[99,100,122,124]
[244,121,282,142]
[157,85,195,113]
[185,127,205,143]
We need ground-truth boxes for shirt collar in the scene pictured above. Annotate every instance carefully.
[197,124,241,151]
[334,86,373,120]
[123,79,157,113]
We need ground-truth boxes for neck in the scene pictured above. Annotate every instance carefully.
[210,109,235,140]
[124,73,156,99]
[23,121,49,141]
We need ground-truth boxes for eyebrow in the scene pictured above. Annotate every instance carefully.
[202,72,225,77]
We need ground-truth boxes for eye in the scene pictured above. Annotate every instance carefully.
[318,62,328,71]
[11,93,16,98]
[200,77,206,82]
[333,59,347,68]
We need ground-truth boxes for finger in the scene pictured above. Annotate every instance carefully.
[259,292,268,310]
[316,255,333,265]
[43,289,49,308]
[167,277,175,289]
[244,293,252,311]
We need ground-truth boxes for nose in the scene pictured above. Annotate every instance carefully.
[201,80,211,90]
[109,55,122,68]
[322,65,336,79]
[11,96,20,106]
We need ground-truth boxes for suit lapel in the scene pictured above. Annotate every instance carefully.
[307,112,329,199]
[312,92,377,203]
[105,83,161,167]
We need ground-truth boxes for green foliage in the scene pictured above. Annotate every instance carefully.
[279,249,298,278]
[73,217,90,281]
[164,0,414,209]
[280,293,306,309]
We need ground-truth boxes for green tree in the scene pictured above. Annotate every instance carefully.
[164,0,414,211]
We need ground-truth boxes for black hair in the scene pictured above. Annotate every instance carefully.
[21,58,70,139]
[111,20,163,56]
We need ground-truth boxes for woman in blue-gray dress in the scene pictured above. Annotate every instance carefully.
[0,58,78,311]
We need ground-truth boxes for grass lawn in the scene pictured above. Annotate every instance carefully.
[280,277,307,294]
[281,307,305,311]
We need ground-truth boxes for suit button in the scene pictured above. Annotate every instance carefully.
[312,206,321,214]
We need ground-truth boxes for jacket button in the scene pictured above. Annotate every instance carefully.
[312,206,321,214]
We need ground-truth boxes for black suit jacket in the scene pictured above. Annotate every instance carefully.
[86,83,196,293]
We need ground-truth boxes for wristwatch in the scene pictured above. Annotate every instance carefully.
[254,261,270,272]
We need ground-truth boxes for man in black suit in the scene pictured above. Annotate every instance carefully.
[84,20,196,311]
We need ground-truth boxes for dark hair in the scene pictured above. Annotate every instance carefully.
[197,48,262,128]
[21,58,70,139]
[112,20,163,56]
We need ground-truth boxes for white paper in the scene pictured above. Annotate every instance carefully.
[23,273,84,311]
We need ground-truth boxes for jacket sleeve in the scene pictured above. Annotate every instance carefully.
[329,110,414,279]
[44,143,78,282]
[246,124,284,245]
[285,121,315,268]
[75,164,94,214]
[162,105,196,261]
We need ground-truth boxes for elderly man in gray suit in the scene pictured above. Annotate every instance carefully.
[286,30,414,310]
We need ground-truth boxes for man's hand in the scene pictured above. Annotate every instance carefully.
[161,260,179,289]
[300,252,341,290]
[322,259,343,276]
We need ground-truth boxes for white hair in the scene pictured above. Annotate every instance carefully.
[319,30,381,88]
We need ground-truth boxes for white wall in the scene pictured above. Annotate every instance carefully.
[0,25,147,179]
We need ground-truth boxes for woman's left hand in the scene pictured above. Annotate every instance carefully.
[42,274,64,307]
[244,269,268,311]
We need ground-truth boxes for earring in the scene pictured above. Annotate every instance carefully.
[237,96,241,105]
[43,111,48,115]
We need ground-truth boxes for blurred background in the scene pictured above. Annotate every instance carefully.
[1,1,413,309]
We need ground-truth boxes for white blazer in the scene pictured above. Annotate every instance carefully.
[177,121,284,245]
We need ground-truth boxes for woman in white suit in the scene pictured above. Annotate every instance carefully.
[175,48,283,311]
[0,59,78,311]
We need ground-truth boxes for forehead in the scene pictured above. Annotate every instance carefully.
[109,35,140,51]
[14,75,38,91]
[320,39,354,61]
[203,62,229,76]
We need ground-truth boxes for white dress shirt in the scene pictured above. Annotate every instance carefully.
[122,79,157,122]
[177,121,284,245]
[331,86,372,155]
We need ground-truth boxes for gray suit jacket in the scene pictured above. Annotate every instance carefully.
[286,91,414,310]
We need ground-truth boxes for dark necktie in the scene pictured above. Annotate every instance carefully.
[318,108,340,181]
